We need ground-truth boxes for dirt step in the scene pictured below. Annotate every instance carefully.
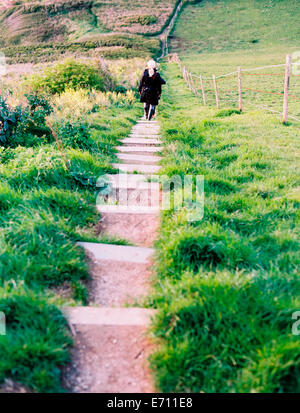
[97,212,159,247]
[116,145,161,153]
[76,244,155,306]
[63,324,155,393]
[63,308,156,393]
[117,153,162,164]
[87,260,153,306]
[77,242,154,264]
[113,163,161,174]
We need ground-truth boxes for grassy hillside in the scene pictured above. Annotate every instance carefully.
[150,0,300,393]
[170,0,300,54]
[0,0,180,64]
[170,0,300,120]
[2,35,160,64]
[0,0,178,45]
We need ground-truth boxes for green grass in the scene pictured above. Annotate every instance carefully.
[170,0,300,119]
[171,0,300,54]
[151,2,300,392]
[0,286,72,392]
[150,55,300,391]
[0,91,140,391]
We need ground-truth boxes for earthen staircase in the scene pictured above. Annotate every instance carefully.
[63,118,162,393]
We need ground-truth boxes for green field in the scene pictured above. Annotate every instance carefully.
[150,0,300,393]
[170,0,300,119]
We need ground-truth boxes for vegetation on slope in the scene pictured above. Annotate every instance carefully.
[0,0,178,45]
[170,0,300,54]
[151,61,300,393]
[0,59,141,392]
[150,0,300,393]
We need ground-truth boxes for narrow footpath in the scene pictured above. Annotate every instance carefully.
[63,118,162,393]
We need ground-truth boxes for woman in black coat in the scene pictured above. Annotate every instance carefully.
[138,59,166,121]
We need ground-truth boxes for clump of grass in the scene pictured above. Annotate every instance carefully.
[122,15,158,26]
[216,109,241,118]
[0,286,72,393]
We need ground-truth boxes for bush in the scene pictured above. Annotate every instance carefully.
[0,93,53,147]
[52,89,94,120]
[28,59,107,94]
[0,96,23,146]
[52,119,92,150]
[124,15,158,26]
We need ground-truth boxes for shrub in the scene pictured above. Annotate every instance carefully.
[28,59,107,94]
[124,15,158,26]
[52,119,94,151]
[52,88,94,120]
[0,93,53,147]
[0,95,23,146]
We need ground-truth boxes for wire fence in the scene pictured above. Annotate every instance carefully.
[167,53,300,124]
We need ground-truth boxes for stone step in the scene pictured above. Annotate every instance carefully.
[134,130,159,133]
[121,137,161,146]
[137,121,158,125]
[77,242,154,264]
[113,163,161,174]
[116,146,161,153]
[131,130,160,135]
[129,134,160,139]
[106,173,147,187]
[107,174,160,190]
[117,153,162,164]
[63,307,156,326]
[132,125,160,130]
[97,205,160,214]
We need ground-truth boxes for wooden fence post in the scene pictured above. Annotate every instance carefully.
[213,75,220,109]
[283,54,291,124]
[238,66,242,112]
[187,71,192,90]
[200,75,206,105]
[190,73,194,93]
[192,75,198,96]
[183,66,187,83]
[190,73,196,94]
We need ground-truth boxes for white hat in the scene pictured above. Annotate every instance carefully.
[147,59,158,69]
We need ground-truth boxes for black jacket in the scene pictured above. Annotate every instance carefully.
[138,69,166,105]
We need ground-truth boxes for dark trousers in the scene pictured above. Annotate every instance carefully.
[144,103,156,120]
